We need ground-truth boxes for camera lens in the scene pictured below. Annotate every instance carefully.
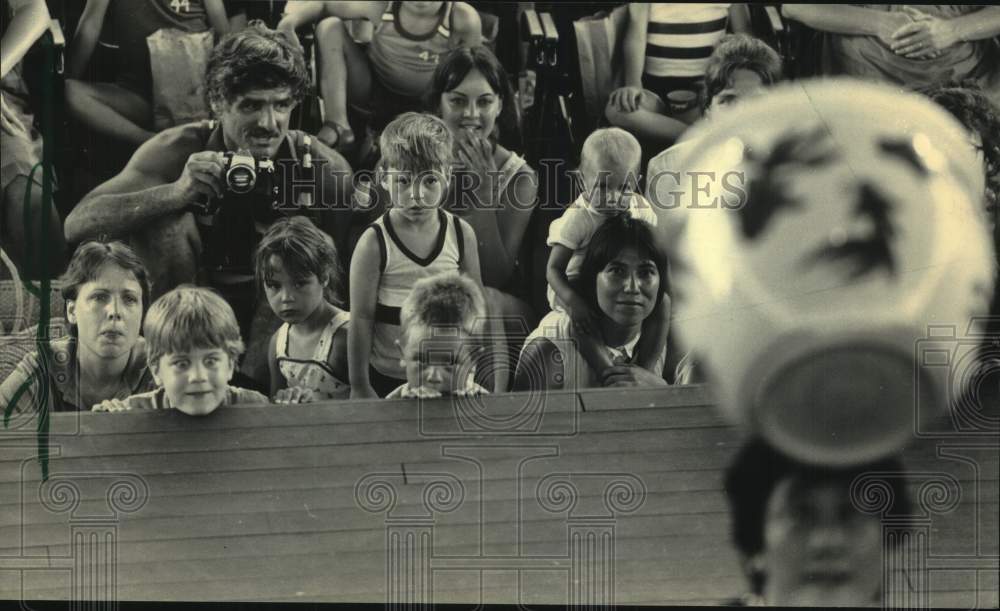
[226,151,258,194]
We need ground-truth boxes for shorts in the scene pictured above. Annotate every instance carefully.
[370,365,406,398]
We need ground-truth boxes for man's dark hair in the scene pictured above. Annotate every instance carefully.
[575,215,670,313]
[724,438,911,595]
[204,23,309,109]
[703,34,782,111]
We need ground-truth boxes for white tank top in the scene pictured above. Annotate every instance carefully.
[276,310,351,400]
[369,209,466,379]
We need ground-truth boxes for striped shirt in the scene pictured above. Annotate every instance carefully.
[644,3,730,80]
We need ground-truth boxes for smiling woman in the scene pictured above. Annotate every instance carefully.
[513,215,670,392]
[0,241,155,419]
[427,46,540,384]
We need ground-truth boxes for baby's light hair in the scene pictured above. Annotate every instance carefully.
[144,286,245,365]
[379,112,454,176]
[580,127,642,176]
[400,272,486,338]
[254,216,344,306]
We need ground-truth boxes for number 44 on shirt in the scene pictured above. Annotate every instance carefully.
[170,0,191,14]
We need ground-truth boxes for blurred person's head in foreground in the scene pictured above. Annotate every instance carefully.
[724,438,910,606]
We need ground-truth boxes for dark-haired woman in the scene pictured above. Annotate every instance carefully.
[513,215,669,391]
[0,241,155,419]
[429,45,539,355]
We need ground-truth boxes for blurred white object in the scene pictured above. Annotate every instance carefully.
[669,78,996,466]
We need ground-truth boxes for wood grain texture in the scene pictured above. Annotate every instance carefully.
[1,385,996,605]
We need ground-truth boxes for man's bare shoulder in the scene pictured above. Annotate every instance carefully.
[147,120,215,156]
[128,120,216,179]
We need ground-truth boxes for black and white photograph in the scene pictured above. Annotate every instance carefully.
[1,1,998,608]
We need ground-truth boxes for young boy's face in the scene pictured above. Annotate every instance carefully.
[381,164,449,223]
[399,326,479,395]
[579,162,638,215]
[152,347,236,416]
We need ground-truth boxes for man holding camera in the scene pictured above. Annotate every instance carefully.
[65,24,356,387]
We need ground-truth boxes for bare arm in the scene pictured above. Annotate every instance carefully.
[623,3,648,88]
[496,163,537,270]
[267,331,285,398]
[728,3,752,34]
[347,229,381,398]
[546,244,580,310]
[781,4,909,40]
[327,324,351,384]
[0,0,50,79]
[279,0,379,31]
[204,0,230,35]
[66,0,109,79]
[950,6,1000,41]
[64,129,225,243]
[451,2,483,48]
[458,218,508,392]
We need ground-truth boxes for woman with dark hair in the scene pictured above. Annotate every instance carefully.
[0,241,155,419]
[723,438,911,606]
[513,215,669,391]
[428,45,537,294]
[429,45,540,374]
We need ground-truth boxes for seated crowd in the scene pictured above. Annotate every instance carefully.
[1,2,997,604]
[2,0,996,415]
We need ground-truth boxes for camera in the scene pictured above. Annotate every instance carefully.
[914,318,999,437]
[223,149,276,196]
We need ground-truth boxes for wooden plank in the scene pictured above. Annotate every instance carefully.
[578,384,716,411]
[0,434,753,485]
[5,479,731,529]
[0,391,581,439]
[16,549,994,606]
[0,412,734,466]
[8,544,747,600]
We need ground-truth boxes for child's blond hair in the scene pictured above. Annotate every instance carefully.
[144,285,245,365]
[379,112,454,176]
[400,272,486,337]
[580,127,642,176]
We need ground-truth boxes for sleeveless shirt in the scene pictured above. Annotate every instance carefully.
[368,1,454,99]
[276,310,351,401]
[369,209,466,379]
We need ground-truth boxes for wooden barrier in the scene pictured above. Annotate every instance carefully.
[1,385,997,606]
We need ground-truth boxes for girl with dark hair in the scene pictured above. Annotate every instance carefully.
[513,215,669,391]
[1,241,155,418]
[256,216,351,403]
